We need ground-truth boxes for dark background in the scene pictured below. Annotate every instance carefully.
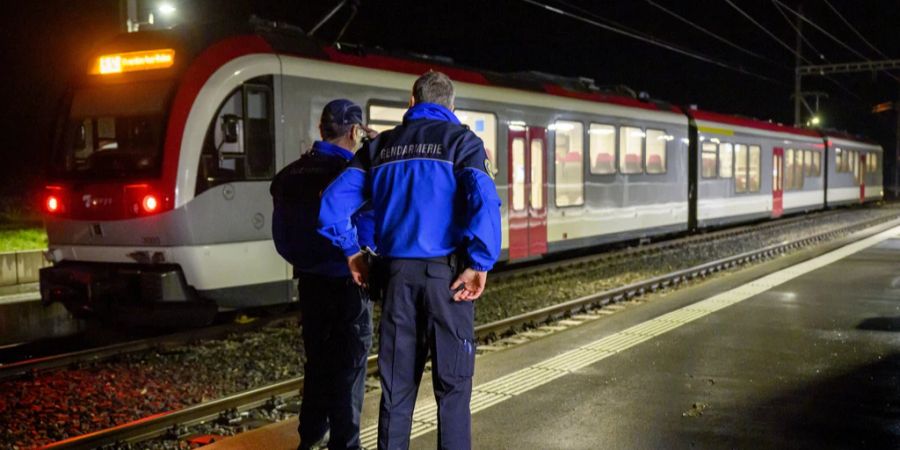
[3,0,899,219]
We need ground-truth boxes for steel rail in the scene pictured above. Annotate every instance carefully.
[37,211,898,449]
[0,312,301,381]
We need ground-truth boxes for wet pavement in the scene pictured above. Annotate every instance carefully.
[437,227,900,449]
[0,284,82,346]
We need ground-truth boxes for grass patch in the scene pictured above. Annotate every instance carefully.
[0,228,48,252]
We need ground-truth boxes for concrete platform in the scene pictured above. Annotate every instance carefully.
[208,223,900,450]
[0,283,82,346]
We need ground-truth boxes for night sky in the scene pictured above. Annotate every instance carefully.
[3,0,900,209]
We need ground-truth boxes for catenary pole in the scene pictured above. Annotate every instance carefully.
[793,4,804,126]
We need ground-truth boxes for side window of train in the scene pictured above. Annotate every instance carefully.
[701,142,717,178]
[368,104,405,132]
[803,150,813,177]
[812,151,821,176]
[784,148,804,190]
[645,129,669,174]
[748,145,761,192]
[552,120,584,207]
[196,76,275,195]
[735,144,748,193]
[456,110,499,179]
[734,143,762,193]
[589,123,616,175]
[619,126,644,174]
[718,143,733,178]
[868,153,878,173]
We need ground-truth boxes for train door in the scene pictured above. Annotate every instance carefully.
[508,126,548,260]
[858,153,866,203]
[772,147,784,218]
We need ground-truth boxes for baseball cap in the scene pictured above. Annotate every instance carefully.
[321,99,364,126]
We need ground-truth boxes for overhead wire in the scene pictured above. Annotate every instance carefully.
[770,0,828,62]
[722,0,813,65]
[644,0,789,70]
[771,0,900,83]
[518,0,784,84]
[724,0,860,99]
[821,0,889,59]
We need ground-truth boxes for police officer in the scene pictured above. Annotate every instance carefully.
[318,72,502,450]
[270,99,377,450]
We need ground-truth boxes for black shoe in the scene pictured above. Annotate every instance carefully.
[299,430,330,450]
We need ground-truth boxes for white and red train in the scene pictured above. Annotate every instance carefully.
[39,20,883,323]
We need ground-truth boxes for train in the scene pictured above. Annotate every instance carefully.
[39,18,883,325]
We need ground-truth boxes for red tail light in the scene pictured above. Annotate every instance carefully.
[46,195,60,212]
[142,194,159,213]
[44,186,64,214]
[125,184,169,216]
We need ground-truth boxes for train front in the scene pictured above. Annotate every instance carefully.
[38,33,217,325]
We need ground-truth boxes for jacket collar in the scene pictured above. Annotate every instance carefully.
[313,140,354,161]
[402,103,461,125]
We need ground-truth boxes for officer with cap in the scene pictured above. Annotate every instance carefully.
[270,99,377,450]
[318,72,501,449]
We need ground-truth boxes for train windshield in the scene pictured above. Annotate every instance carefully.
[53,80,172,179]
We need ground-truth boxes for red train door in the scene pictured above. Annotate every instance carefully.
[858,153,866,203]
[772,147,784,218]
[508,125,548,260]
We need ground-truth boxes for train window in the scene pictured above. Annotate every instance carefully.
[812,151,821,176]
[849,151,857,178]
[589,124,616,175]
[794,149,804,189]
[619,127,644,174]
[701,142,717,178]
[553,121,584,207]
[367,104,406,133]
[785,149,795,189]
[735,144,748,193]
[531,139,545,209]
[718,143,733,178]
[749,145,761,192]
[804,150,813,177]
[868,153,878,173]
[196,77,276,195]
[511,138,525,211]
[244,86,274,179]
[645,129,668,174]
[457,110,499,177]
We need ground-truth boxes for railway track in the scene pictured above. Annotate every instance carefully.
[0,313,300,382]
[490,207,847,283]
[30,208,899,450]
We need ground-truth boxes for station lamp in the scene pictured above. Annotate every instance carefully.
[158,2,176,16]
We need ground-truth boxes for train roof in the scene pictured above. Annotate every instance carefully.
[82,17,684,116]
[689,109,822,140]
[85,17,876,145]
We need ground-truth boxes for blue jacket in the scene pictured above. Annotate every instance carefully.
[271,140,376,277]
[318,103,502,271]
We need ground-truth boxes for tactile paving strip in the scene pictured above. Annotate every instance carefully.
[359,224,900,448]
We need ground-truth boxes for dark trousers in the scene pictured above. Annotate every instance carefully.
[377,259,475,450]
[297,273,373,450]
